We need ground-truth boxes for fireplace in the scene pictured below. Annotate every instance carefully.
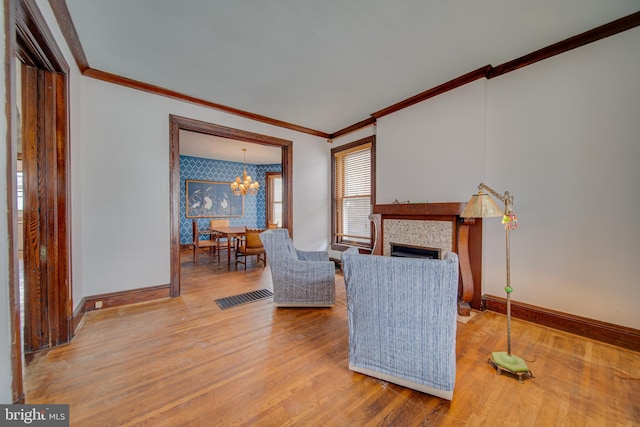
[390,243,442,260]
[382,219,452,257]
[370,202,483,315]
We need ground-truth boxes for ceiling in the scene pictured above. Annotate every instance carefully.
[63,1,639,159]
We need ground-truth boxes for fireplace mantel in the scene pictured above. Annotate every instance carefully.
[374,202,467,217]
[370,202,483,315]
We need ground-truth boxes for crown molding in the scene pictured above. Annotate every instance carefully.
[48,2,640,140]
[489,11,640,78]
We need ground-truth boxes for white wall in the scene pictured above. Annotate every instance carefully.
[331,126,376,149]
[377,79,487,204]
[485,27,640,328]
[79,79,329,299]
[375,28,640,329]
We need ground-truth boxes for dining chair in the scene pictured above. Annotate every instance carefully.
[192,220,216,264]
[235,228,266,270]
[209,219,230,262]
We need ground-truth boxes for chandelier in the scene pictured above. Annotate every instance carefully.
[230,148,260,196]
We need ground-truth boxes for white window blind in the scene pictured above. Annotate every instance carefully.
[269,175,283,226]
[335,144,371,245]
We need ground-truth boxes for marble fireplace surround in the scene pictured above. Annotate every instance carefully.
[370,202,483,315]
[383,220,452,257]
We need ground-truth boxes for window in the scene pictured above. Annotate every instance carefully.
[17,170,23,212]
[332,136,375,248]
[266,172,283,227]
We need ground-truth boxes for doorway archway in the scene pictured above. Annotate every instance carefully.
[8,0,73,403]
[169,115,293,297]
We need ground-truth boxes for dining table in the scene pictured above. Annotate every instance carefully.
[208,226,246,265]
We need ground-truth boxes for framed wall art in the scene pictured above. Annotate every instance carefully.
[186,180,243,218]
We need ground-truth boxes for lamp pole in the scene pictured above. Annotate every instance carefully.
[505,215,512,356]
[469,183,531,381]
[478,183,515,356]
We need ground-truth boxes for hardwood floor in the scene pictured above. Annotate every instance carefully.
[25,250,640,426]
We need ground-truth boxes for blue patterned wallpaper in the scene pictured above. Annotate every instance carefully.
[180,155,281,244]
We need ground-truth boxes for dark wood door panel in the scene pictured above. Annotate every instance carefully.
[21,63,70,352]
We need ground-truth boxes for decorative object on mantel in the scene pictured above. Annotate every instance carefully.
[230,148,260,196]
[392,199,429,204]
[461,182,533,383]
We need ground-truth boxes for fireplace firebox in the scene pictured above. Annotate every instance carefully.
[390,243,442,260]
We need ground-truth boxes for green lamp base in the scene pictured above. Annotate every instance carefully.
[488,351,534,383]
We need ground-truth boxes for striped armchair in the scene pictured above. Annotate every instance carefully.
[259,229,335,307]
[341,247,459,400]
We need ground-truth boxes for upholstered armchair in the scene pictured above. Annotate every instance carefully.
[259,229,335,307]
[341,247,459,400]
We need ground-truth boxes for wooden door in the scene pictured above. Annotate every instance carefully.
[21,63,71,352]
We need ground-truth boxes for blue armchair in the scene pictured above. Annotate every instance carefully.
[259,229,335,307]
[341,247,459,400]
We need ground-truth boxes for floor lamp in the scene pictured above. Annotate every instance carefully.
[461,183,533,382]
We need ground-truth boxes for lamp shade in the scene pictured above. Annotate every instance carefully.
[461,192,503,218]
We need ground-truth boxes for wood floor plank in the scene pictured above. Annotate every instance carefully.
[24,250,640,426]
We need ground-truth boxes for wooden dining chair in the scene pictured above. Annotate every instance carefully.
[192,220,216,264]
[209,219,230,262]
[235,228,266,270]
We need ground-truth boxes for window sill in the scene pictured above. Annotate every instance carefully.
[331,243,372,254]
